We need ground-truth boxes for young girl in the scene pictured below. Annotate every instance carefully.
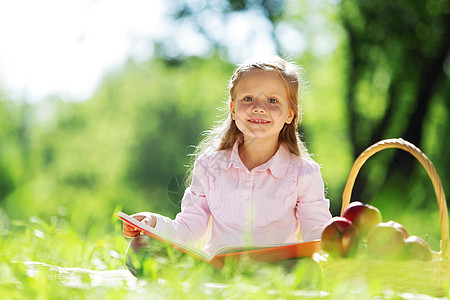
[123,56,332,261]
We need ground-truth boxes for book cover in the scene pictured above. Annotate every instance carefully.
[116,211,322,269]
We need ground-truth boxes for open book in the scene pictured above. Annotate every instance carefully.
[116,211,322,269]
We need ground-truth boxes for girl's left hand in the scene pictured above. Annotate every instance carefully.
[122,212,156,238]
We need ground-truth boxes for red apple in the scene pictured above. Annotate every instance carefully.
[386,220,409,239]
[367,222,405,260]
[404,235,432,261]
[342,201,382,238]
[321,217,359,258]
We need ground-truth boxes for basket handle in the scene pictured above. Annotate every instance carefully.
[340,138,448,258]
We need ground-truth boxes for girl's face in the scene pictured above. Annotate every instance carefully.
[230,69,295,144]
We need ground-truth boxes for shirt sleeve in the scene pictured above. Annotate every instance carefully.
[153,156,211,245]
[295,162,332,241]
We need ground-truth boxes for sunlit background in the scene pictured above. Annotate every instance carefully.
[0,0,449,271]
[0,0,172,100]
[0,0,340,101]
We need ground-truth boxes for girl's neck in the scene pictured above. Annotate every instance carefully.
[238,138,280,171]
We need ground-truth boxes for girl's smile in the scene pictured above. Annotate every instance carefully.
[247,118,270,124]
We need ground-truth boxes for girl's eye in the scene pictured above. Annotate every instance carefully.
[268,98,278,103]
[244,96,253,102]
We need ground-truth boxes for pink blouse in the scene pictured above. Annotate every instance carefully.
[154,141,332,255]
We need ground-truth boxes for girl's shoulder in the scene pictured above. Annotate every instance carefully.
[289,153,321,176]
[196,148,228,162]
[194,148,230,171]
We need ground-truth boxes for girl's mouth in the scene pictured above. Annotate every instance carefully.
[248,119,270,124]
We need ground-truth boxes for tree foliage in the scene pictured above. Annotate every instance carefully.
[340,0,450,205]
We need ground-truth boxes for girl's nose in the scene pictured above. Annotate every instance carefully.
[252,102,266,113]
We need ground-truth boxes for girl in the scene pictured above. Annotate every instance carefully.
[123,56,332,262]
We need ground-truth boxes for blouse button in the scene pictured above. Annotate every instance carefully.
[244,196,250,201]
[245,219,250,225]
[247,173,252,179]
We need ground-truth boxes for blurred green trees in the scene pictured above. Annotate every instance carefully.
[340,0,450,206]
[0,97,22,201]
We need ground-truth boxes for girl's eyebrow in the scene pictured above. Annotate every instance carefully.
[237,90,283,97]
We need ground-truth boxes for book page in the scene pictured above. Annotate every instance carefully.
[116,212,212,261]
[212,242,302,256]
[209,240,322,268]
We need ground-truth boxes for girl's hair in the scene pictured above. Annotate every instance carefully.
[185,56,312,186]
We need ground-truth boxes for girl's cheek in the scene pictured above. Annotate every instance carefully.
[240,102,253,109]
[236,102,253,114]
[269,106,283,116]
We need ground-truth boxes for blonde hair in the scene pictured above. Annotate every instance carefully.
[186,56,312,185]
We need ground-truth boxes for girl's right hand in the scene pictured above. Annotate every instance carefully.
[122,212,157,238]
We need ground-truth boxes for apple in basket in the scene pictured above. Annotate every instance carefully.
[385,220,409,239]
[342,201,382,238]
[321,217,359,257]
[367,222,405,260]
[404,235,432,261]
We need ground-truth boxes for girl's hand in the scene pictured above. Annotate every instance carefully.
[122,212,157,238]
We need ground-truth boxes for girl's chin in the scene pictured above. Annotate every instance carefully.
[241,132,278,142]
[238,123,271,133]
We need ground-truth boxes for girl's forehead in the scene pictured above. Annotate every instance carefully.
[237,69,283,84]
[238,68,279,78]
[235,69,286,90]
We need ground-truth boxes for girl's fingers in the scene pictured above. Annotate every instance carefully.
[123,223,140,238]
[123,228,140,238]
[122,213,154,238]
[124,223,136,231]
[131,214,146,222]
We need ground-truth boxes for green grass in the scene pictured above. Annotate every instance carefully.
[1,214,449,299]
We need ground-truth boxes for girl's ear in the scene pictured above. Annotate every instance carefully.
[230,101,235,120]
[285,109,295,124]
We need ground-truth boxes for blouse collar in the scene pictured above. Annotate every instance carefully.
[220,140,291,178]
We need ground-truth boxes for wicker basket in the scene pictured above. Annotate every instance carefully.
[321,138,449,296]
[339,138,449,259]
